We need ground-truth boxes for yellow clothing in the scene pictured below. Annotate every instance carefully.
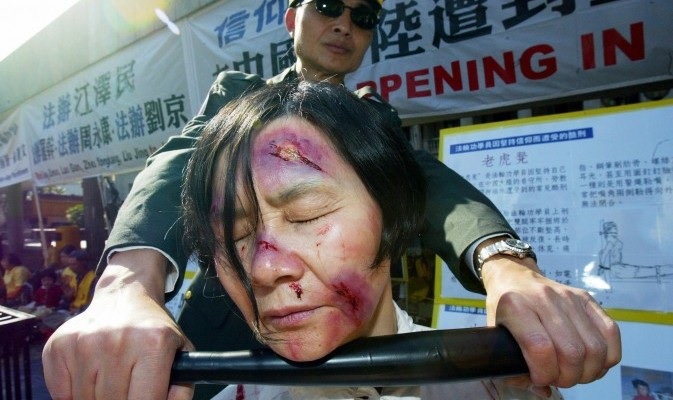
[3,266,31,299]
[60,267,78,294]
[70,270,95,311]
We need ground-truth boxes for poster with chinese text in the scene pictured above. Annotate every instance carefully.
[437,100,673,322]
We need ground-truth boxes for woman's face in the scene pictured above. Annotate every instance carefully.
[211,116,395,361]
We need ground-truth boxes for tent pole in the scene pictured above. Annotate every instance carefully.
[31,182,49,267]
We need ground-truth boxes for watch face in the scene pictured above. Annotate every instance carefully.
[505,238,531,251]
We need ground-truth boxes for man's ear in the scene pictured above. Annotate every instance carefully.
[285,7,296,37]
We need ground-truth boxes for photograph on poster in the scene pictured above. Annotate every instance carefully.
[621,366,673,400]
[436,100,673,320]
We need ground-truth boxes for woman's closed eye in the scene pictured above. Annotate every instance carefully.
[286,205,335,225]
[290,214,326,225]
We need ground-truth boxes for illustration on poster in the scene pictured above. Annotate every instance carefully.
[591,220,673,288]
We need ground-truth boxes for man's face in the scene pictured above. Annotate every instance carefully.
[211,116,394,362]
[286,0,375,83]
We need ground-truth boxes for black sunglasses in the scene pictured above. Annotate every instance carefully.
[293,0,380,30]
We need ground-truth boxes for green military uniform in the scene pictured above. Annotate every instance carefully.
[100,66,514,398]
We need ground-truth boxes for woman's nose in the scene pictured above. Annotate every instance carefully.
[249,233,304,287]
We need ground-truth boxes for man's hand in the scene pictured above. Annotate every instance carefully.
[42,250,194,400]
[480,252,621,395]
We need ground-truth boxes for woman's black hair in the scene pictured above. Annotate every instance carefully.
[182,80,425,326]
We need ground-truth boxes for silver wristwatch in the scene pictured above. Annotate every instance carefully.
[475,238,537,279]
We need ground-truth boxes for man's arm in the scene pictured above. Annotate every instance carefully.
[412,148,513,293]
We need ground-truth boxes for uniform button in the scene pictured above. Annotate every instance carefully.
[185,290,192,300]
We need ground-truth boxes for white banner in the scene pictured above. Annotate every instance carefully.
[23,30,191,187]
[438,100,673,318]
[347,0,673,118]
[0,109,31,187]
[179,0,673,119]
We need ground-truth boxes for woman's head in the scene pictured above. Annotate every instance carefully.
[183,81,425,361]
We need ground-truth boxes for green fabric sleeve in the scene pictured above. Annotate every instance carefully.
[359,91,515,294]
[413,149,514,294]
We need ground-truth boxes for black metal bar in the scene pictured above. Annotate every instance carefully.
[0,306,35,400]
[171,326,528,386]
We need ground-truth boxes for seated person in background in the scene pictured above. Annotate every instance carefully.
[34,270,64,309]
[2,253,32,307]
[58,246,81,302]
[43,249,96,334]
[60,249,96,313]
[29,244,78,291]
[181,81,569,399]
[22,270,67,333]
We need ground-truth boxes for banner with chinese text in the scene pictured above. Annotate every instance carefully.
[182,0,673,120]
[4,0,673,188]
[348,0,673,119]
[182,0,292,111]
[22,29,191,187]
[0,110,31,187]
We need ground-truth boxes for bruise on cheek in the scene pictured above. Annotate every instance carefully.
[330,273,376,325]
[333,282,360,313]
[289,282,303,299]
[268,140,323,172]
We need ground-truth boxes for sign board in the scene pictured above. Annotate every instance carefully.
[435,99,673,400]
[0,109,31,187]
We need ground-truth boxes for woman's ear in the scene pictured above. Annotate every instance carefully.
[285,7,296,38]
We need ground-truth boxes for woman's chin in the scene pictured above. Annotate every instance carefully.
[273,341,341,363]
